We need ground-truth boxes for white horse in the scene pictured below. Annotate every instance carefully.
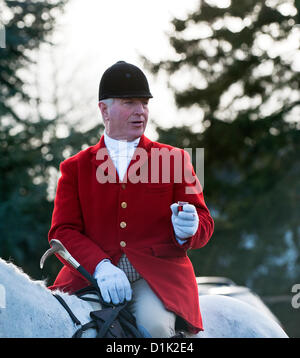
[0,257,288,338]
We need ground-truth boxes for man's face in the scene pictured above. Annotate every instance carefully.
[99,98,149,141]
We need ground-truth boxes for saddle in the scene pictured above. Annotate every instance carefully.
[53,285,147,338]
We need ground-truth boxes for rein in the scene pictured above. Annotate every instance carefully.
[53,286,144,338]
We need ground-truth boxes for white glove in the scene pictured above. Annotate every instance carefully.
[170,203,199,245]
[93,259,132,305]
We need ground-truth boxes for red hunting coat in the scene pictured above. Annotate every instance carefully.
[48,134,214,333]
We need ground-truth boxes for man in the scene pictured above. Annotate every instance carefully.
[48,61,214,337]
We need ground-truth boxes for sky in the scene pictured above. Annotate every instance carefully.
[49,0,201,139]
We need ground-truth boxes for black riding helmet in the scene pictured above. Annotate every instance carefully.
[98,61,153,101]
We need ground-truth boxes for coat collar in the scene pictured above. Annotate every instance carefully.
[90,133,153,155]
[90,134,153,183]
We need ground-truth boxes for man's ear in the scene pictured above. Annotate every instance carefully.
[98,101,109,121]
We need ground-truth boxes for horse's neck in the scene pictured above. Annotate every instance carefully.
[0,258,97,337]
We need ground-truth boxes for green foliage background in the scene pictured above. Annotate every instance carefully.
[143,0,300,295]
[0,0,103,281]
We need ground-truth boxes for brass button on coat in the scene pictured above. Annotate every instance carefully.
[120,221,127,228]
[120,241,126,247]
[121,201,127,208]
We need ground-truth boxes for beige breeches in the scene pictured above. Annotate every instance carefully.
[127,278,176,338]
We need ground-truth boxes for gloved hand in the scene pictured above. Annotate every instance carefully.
[170,203,199,245]
[93,259,132,305]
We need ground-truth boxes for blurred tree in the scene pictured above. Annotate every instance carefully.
[143,0,300,295]
[0,0,102,280]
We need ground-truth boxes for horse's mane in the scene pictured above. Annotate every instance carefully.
[0,257,47,290]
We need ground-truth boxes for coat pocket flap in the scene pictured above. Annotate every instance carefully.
[151,243,187,257]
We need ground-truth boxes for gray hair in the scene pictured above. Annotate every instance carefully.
[99,98,114,108]
[98,98,115,122]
